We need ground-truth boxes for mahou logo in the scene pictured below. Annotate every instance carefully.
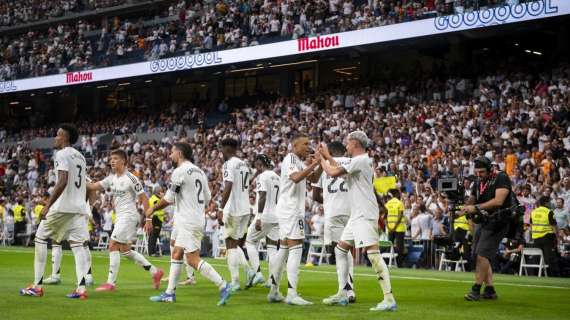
[66,71,93,84]
[297,35,340,52]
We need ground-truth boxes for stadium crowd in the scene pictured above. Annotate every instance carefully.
[1,54,570,275]
[0,0,520,81]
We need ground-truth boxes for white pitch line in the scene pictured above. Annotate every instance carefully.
[2,249,569,290]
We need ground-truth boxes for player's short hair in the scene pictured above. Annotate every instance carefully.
[347,130,369,148]
[174,142,193,161]
[110,149,128,161]
[59,123,79,144]
[327,141,346,156]
[255,154,272,168]
[291,134,308,143]
[220,138,239,149]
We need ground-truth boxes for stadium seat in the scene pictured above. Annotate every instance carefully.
[306,237,330,266]
[133,230,148,255]
[438,252,467,272]
[379,240,398,268]
[95,232,110,251]
[0,223,14,246]
[519,248,549,277]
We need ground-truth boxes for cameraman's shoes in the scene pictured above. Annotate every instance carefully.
[464,290,480,301]
[482,286,498,300]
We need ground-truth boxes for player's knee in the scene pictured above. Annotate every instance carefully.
[171,247,184,260]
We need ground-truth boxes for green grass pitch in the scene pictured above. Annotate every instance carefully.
[1,247,569,320]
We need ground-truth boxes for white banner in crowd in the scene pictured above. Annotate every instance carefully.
[0,0,568,94]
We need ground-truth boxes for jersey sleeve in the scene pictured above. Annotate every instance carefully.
[286,154,300,178]
[100,176,112,190]
[223,161,234,183]
[54,151,70,172]
[164,169,183,203]
[129,173,145,196]
[341,155,364,175]
[203,176,212,204]
[257,174,269,192]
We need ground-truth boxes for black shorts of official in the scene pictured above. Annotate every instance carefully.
[472,221,509,261]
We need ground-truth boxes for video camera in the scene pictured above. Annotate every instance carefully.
[437,175,465,206]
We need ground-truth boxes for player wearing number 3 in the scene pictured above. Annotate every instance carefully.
[20,124,90,299]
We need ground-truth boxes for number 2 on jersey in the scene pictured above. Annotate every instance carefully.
[327,177,347,193]
[195,179,204,204]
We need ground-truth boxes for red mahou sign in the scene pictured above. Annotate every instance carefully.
[66,71,93,84]
[297,35,340,52]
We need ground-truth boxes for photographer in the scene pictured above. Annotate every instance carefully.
[459,157,513,301]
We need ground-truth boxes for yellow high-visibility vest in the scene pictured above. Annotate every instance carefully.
[385,198,406,232]
[13,204,25,222]
[454,215,470,231]
[149,194,165,223]
[33,204,44,223]
[531,206,554,239]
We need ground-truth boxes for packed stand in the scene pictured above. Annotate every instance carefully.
[0,1,143,28]
[0,0,520,81]
[1,60,570,275]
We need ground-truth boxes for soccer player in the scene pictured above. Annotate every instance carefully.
[218,138,254,291]
[43,198,95,287]
[320,131,397,311]
[268,135,321,305]
[244,154,281,288]
[20,124,90,299]
[89,149,163,292]
[148,142,231,304]
[312,141,355,302]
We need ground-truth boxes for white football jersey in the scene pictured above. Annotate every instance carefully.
[49,147,87,215]
[276,153,306,217]
[165,161,211,229]
[100,171,144,218]
[222,157,251,216]
[255,170,280,223]
[316,156,351,217]
[341,153,379,220]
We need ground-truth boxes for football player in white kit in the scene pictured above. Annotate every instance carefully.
[218,138,254,291]
[320,131,397,311]
[20,124,90,299]
[89,149,163,292]
[312,141,355,302]
[148,142,231,305]
[268,135,321,305]
[41,185,97,286]
[244,154,281,288]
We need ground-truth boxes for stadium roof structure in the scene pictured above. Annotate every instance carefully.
[0,0,568,95]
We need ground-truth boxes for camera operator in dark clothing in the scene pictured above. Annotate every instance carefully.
[459,157,513,301]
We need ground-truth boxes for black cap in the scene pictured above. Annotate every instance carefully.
[474,156,492,171]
